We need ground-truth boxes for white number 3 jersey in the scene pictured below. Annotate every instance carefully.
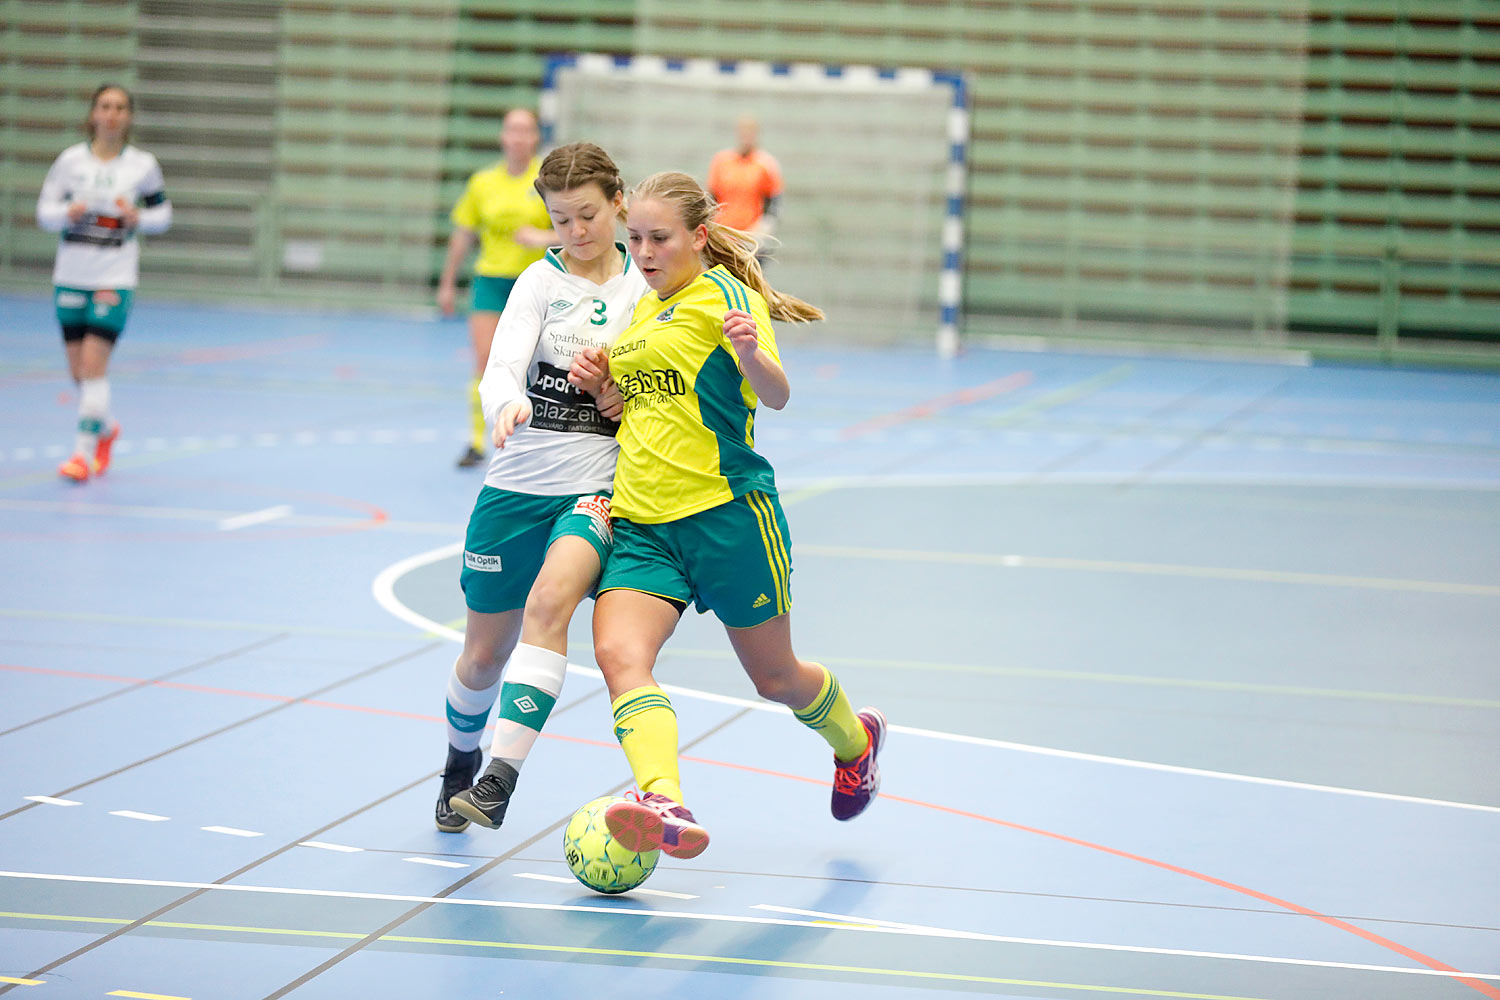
[478,243,650,495]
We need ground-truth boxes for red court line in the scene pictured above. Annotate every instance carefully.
[681,755,1499,998]
[7,660,1491,995]
[838,370,1034,440]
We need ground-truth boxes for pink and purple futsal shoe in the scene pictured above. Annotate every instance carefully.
[605,791,710,859]
[831,707,887,821]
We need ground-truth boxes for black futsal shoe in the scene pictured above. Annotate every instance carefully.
[456,445,485,468]
[448,759,519,830]
[434,745,483,832]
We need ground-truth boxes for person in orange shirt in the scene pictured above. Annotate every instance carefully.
[706,116,782,257]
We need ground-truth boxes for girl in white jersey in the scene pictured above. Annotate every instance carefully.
[435,143,651,833]
[36,84,172,482]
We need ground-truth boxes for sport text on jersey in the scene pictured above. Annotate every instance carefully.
[526,361,618,436]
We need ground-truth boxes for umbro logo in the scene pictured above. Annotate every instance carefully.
[513,695,539,714]
[550,299,573,311]
[752,593,770,608]
[656,304,676,322]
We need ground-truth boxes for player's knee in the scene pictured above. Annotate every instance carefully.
[748,666,801,706]
[521,582,575,639]
[461,641,507,676]
[591,634,650,682]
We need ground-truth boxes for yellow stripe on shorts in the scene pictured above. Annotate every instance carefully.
[746,491,790,614]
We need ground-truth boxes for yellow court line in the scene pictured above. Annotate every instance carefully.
[782,365,1133,506]
[799,543,1500,598]
[0,448,193,491]
[0,911,1269,1000]
[108,992,191,1000]
[0,977,44,986]
[804,650,1500,710]
[564,639,1500,711]
[986,363,1137,428]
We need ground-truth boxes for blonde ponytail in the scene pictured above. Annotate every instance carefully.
[631,171,824,323]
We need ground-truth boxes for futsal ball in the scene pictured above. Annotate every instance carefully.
[563,795,659,894]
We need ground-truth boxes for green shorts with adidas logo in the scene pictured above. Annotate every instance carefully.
[600,490,792,629]
[461,486,613,614]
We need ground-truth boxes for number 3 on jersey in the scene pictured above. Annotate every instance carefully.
[590,299,607,326]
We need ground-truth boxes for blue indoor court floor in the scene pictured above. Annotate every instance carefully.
[1,291,1497,999]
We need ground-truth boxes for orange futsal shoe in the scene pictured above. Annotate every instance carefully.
[94,423,120,475]
[58,454,92,482]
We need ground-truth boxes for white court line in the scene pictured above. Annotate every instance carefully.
[633,886,700,900]
[0,871,1493,982]
[298,841,362,853]
[513,872,574,885]
[23,796,80,807]
[371,543,1500,816]
[201,826,262,838]
[371,541,464,642]
[403,857,467,869]
[218,504,292,531]
[109,810,169,822]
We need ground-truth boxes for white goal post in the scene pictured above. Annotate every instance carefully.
[541,53,970,356]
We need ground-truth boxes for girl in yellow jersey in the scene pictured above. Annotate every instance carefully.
[438,109,555,468]
[568,171,886,860]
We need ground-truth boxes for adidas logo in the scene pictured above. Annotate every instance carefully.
[513,695,539,714]
[614,725,634,741]
[656,304,676,322]
[752,593,770,609]
[549,299,573,311]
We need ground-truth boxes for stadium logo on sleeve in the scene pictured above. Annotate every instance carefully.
[655,304,676,323]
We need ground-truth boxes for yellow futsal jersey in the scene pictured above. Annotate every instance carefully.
[449,158,552,278]
[609,266,782,523]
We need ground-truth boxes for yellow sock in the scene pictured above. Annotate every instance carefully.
[469,376,485,452]
[793,664,869,761]
[611,686,683,803]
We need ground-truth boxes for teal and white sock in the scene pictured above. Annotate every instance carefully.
[73,377,110,458]
[488,643,566,772]
[445,661,501,752]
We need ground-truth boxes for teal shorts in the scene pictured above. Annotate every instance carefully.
[55,286,133,340]
[461,486,613,614]
[600,490,792,629]
[471,275,518,313]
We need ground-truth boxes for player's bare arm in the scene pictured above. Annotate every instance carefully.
[723,309,789,409]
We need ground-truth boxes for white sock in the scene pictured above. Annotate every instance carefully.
[488,643,566,772]
[73,377,110,457]
[445,661,501,752]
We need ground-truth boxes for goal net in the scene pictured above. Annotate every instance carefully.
[542,54,968,354]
